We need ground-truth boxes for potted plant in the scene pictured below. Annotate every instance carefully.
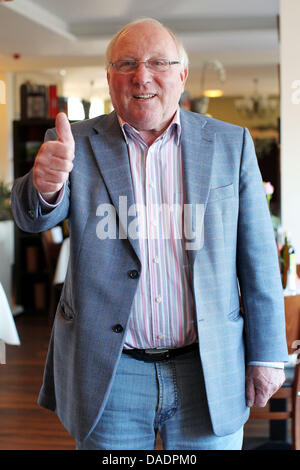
[0,181,12,221]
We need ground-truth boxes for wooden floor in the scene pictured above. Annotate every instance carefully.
[0,313,76,450]
[0,313,283,450]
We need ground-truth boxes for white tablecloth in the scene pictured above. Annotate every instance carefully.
[53,237,70,285]
[0,282,20,364]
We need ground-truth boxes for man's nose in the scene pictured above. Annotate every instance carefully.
[131,62,152,84]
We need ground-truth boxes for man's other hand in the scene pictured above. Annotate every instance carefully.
[245,365,286,408]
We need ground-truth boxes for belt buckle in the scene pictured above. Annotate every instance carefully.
[144,348,169,356]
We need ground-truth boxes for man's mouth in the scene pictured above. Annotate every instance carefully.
[133,94,156,100]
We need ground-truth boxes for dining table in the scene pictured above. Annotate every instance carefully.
[0,282,21,364]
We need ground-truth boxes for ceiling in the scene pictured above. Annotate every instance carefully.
[0,0,280,98]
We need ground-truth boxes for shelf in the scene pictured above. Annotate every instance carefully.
[13,119,55,313]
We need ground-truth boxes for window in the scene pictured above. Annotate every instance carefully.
[67,97,85,121]
[89,99,104,118]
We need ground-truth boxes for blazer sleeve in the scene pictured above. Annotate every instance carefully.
[236,128,288,363]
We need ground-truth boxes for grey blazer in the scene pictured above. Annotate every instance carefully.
[11,109,288,441]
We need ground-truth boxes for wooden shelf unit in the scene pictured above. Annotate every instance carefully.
[13,119,55,313]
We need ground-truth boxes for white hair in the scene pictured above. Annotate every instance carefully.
[105,17,189,70]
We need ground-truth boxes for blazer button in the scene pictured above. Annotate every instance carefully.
[112,324,123,333]
[128,269,139,279]
[27,209,35,219]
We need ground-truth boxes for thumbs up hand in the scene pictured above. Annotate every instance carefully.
[33,112,75,202]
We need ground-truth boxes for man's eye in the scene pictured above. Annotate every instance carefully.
[151,60,166,66]
[121,61,136,67]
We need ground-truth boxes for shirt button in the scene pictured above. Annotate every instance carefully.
[157,334,164,339]
[149,182,155,189]
[112,324,123,333]
[128,269,139,279]
[152,220,158,226]
[27,209,35,219]
[153,257,159,264]
[155,296,162,303]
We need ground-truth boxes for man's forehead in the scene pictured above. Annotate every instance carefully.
[112,24,177,57]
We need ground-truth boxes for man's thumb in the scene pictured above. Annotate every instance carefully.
[55,112,74,146]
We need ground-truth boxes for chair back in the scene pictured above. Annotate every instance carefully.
[284,295,300,355]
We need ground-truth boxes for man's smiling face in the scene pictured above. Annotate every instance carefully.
[107,22,188,138]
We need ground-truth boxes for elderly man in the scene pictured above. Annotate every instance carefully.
[11,18,287,450]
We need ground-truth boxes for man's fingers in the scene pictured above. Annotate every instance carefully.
[246,376,272,408]
[253,390,269,408]
[48,156,73,173]
[246,380,269,407]
[245,376,255,407]
[55,112,74,149]
[42,140,74,160]
[33,112,74,198]
[35,165,71,183]
[245,366,286,409]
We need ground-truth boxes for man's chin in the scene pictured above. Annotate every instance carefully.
[126,114,162,132]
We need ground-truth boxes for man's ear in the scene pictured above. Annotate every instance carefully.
[180,67,188,88]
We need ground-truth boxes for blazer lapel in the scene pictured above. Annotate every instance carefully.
[180,110,215,266]
[89,112,141,261]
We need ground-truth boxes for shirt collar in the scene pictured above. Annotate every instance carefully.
[118,107,182,146]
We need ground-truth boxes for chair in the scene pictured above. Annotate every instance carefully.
[41,229,63,324]
[249,294,300,450]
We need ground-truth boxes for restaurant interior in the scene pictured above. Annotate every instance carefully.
[0,0,299,451]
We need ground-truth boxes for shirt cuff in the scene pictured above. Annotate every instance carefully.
[247,361,285,369]
[38,185,65,208]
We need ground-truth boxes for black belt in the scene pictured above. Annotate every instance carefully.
[123,343,198,362]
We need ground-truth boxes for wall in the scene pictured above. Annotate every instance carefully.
[201,95,280,216]
[203,95,280,129]
[0,73,14,304]
[280,0,300,261]
[0,72,15,184]
[0,73,10,183]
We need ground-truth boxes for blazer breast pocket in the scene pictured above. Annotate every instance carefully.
[207,183,234,203]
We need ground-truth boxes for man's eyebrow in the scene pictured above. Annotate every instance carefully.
[117,55,136,59]
[116,53,167,60]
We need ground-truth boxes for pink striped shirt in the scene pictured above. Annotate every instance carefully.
[120,109,198,349]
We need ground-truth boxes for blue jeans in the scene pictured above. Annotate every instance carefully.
[76,349,243,450]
